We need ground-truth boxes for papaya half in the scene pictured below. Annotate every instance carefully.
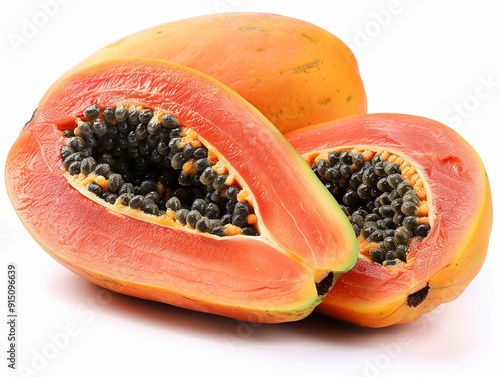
[43,12,367,135]
[5,58,358,323]
[285,114,492,327]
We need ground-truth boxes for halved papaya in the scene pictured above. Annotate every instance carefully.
[285,114,492,327]
[43,12,367,135]
[5,58,358,323]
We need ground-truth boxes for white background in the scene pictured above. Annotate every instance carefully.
[1,0,499,376]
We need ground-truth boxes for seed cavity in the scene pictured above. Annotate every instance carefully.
[407,284,430,307]
[61,104,259,237]
[310,148,431,265]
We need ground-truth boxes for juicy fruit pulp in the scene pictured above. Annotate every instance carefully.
[5,58,358,323]
[43,12,367,134]
[286,113,492,327]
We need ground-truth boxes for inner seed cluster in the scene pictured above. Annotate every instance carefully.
[311,149,430,266]
[61,104,259,237]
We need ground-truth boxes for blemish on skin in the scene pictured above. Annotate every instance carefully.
[238,27,263,32]
[347,96,352,103]
[291,59,322,73]
[301,33,314,43]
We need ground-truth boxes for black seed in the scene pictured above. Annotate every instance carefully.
[119,183,134,195]
[145,191,160,204]
[402,216,418,230]
[106,193,118,205]
[94,163,111,178]
[213,175,228,191]
[139,109,154,124]
[377,177,392,192]
[193,147,208,159]
[328,151,340,165]
[138,142,152,156]
[158,127,170,140]
[370,230,385,243]
[99,153,114,166]
[362,168,378,186]
[108,173,123,193]
[339,205,350,217]
[403,190,419,205]
[187,210,202,227]
[171,153,187,169]
[339,151,352,165]
[173,188,189,204]
[193,158,210,172]
[356,184,371,199]
[102,137,115,151]
[401,202,419,216]
[195,218,210,232]
[211,226,229,237]
[128,146,139,159]
[170,127,182,138]
[62,129,74,138]
[232,213,248,227]
[87,182,103,197]
[225,186,239,201]
[221,214,232,225]
[210,190,225,203]
[68,161,81,175]
[135,124,148,140]
[83,105,100,119]
[414,224,430,237]
[146,134,160,148]
[374,162,387,177]
[384,237,398,251]
[206,203,220,219]
[325,168,340,182]
[128,109,139,126]
[317,159,329,176]
[199,167,216,186]
[140,180,157,195]
[370,248,385,264]
[234,202,250,217]
[340,164,353,178]
[384,163,400,175]
[388,173,403,189]
[397,182,412,197]
[61,146,75,160]
[129,195,144,209]
[175,209,189,224]
[350,214,364,228]
[352,153,364,168]
[149,149,162,164]
[166,197,181,211]
[343,190,358,206]
[91,119,107,137]
[379,205,394,218]
[115,106,128,122]
[395,227,411,244]
[68,136,86,151]
[116,121,132,134]
[388,189,399,202]
[181,144,194,158]
[147,119,161,135]
[242,227,258,236]
[85,137,97,149]
[103,107,115,122]
[191,199,206,215]
[396,244,408,259]
[365,213,381,222]
[157,140,170,156]
[225,200,236,212]
[117,193,133,205]
[391,198,403,213]
[361,222,378,238]
[80,157,97,175]
[161,114,180,129]
[142,203,159,215]
[352,209,368,218]
[393,212,405,226]
[77,122,94,139]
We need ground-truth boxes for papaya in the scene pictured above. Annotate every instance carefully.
[43,12,367,135]
[285,113,492,327]
[5,58,358,323]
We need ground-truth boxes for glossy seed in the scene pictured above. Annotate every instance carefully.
[414,223,430,237]
[166,197,181,211]
[370,248,385,264]
[388,174,403,189]
[129,195,144,209]
[87,182,103,197]
[83,105,100,119]
[175,209,189,225]
[186,210,202,227]
[161,114,180,129]
[191,199,206,215]
[80,157,97,175]
[92,119,107,137]
[401,201,419,216]
[402,216,418,230]
[206,203,220,219]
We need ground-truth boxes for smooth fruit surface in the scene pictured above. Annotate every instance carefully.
[42,12,367,135]
[286,113,492,327]
[5,58,358,323]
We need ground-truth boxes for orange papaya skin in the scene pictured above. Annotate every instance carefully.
[285,114,493,327]
[5,58,358,323]
[42,12,367,135]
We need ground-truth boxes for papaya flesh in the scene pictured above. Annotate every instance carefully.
[5,58,358,323]
[285,113,492,327]
[42,12,367,135]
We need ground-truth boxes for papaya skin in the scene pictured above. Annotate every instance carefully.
[41,12,367,135]
[285,113,493,327]
[5,58,358,323]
